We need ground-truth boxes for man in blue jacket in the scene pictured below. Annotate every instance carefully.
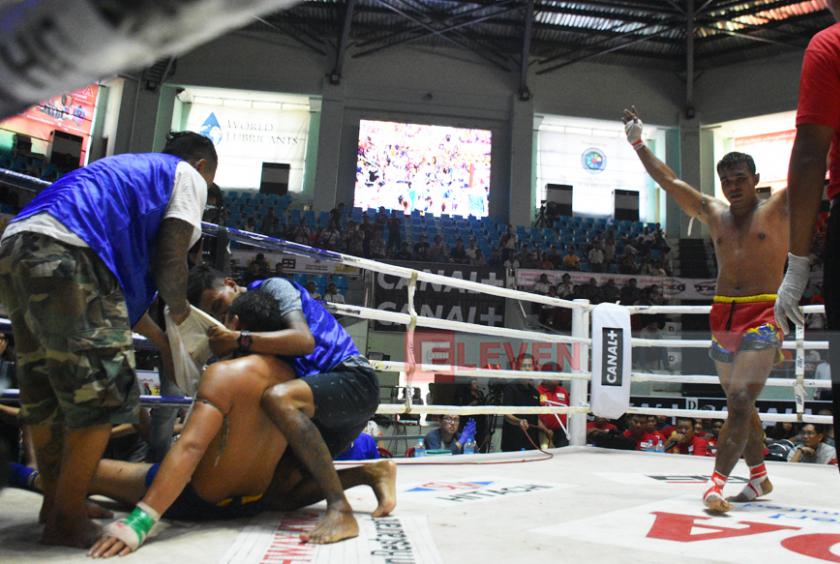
[0,132,215,548]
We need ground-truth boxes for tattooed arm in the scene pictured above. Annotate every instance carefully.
[153,218,194,324]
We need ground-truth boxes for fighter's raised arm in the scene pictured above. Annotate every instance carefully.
[623,106,722,224]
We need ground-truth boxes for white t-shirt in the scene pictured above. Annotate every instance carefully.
[323,292,346,304]
[2,161,207,249]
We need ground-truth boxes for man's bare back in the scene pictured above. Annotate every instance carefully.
[190,354,294,502]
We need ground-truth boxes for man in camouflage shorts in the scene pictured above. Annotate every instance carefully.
[0,132,216,548]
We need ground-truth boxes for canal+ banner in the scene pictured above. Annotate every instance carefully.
[591,303,631,419]
[373,261,506,332]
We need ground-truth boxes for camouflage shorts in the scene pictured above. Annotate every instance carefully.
[0,232,138,428]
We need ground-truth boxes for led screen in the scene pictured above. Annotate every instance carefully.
[355,120,491,217]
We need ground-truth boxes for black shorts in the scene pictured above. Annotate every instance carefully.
[144,463,265,520]
[304,356,380,457]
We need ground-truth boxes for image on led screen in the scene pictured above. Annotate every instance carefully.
[355,120,492,217]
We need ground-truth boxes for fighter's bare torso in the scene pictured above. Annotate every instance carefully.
[706,194,789,296]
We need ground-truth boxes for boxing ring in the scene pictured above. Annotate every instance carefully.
[0,206,838,563]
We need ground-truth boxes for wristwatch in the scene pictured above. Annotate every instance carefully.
[237,330,253,354]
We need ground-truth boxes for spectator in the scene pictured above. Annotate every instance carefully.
[423,414,464,455]
[547,244,563,267]
[465,238,479,261]
[346,221,365,256]
[450,238,467,263]
[815,354,832,401]
[369,231,386,259]
[533,273,551,294]
[305,280,322,300]
[501,355,551,452]
[386,215,401,254]
[396,242,413,260]
[499,224,517,260]
[600,278,620,303]
[588,244,605,272]
[666,417,710,456]
[704,419,722,456]
[320,224,341,250]
[429,235,448,261]
[538,251,555,270]
[622,415,666,451]
[788,424,837,464]
[471,248,487,267]
[557,273,574,298]
[414,235,430,261]
[537,376,569,448]
[323,282,345,304]
[619,278,640,305]
[587,416,618,444]
[260,207,278,236]
[767,421,799,442]
[562,246,580,270]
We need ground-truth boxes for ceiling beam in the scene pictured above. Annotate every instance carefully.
[328,0,357,84]
[519,0,534,101]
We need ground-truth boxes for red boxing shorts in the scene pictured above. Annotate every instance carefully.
[709,294,784,364]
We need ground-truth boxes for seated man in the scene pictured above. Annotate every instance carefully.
[665,418,711,456]
[82,291,395,558]
[423,415,476,455]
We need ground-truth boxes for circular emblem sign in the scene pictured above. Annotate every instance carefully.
[582,147,607,172]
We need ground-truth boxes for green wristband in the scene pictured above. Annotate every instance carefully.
[123,505,156,544]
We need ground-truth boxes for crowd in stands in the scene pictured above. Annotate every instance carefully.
[0,136,64,183]
[218,191,673,273]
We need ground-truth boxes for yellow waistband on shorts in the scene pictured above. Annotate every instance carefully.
[713,294,777,304]
[215,493,264,507]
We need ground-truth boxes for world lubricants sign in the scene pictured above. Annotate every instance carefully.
[373,261,506,331]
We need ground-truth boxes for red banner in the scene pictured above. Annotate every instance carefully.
[0,84,99,165]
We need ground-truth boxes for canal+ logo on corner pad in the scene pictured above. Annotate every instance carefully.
[601,327,623,387]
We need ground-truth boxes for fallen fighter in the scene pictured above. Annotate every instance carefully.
[70,290,396,558]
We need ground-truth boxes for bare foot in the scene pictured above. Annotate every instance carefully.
[301,505,359,544]
[727,478,773,503]
[703,492,731,514]
[42,516,103,548]
[366,460,397,518]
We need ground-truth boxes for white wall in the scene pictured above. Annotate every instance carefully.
[117,28,805,229]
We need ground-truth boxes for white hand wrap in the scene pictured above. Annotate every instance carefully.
[103,502,161,551]
[774,253,811,335]
[624,118,644,150]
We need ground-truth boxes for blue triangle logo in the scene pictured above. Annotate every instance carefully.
[200,112,223,145]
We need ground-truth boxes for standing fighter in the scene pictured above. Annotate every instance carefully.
[623,108,787,512]
[775,0,840,473]
[0,132,215,547]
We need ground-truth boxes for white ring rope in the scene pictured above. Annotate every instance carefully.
[376,404,590,416]
[631,337,828,350]
[630,372,832,389]
[627,406,832,425]
[209,223,592,312]
[328,303,591,345]
[369,360,591,382]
